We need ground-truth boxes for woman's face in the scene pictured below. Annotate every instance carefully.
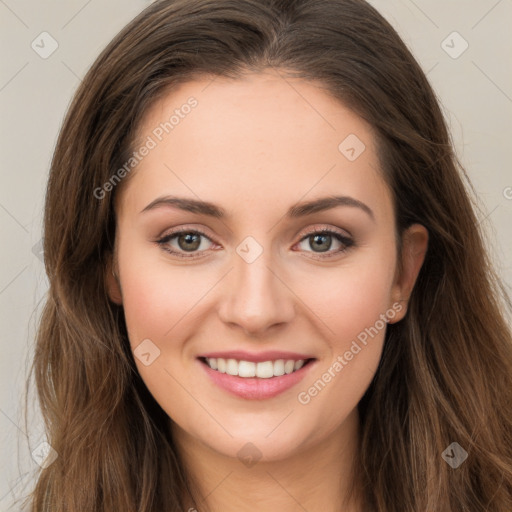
[107,70,427,462]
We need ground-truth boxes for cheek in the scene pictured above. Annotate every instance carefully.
[335,268,393,340]
[294,248,397,347]
[119,262,207,412]
[120,257,209,347]
[291,247,396,417]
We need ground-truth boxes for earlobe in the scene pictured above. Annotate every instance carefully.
[388,223,429,323]
[105,253,123,305]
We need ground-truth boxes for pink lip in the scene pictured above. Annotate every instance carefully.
[197,350,314,363]
[197,357,316,400]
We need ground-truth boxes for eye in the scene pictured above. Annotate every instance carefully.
[156,229,216,259]
[295,227,354,259]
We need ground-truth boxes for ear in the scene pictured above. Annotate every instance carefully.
[388,223,428,323]
[105,251,123,305]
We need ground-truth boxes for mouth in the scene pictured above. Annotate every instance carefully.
[197,356,317,400]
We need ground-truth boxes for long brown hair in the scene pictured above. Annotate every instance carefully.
[25,0,512,510]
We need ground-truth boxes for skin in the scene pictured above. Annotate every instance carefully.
[106,69,428,512]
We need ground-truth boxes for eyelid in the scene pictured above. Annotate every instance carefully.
[298,223,352,239]
[157,224,217,242]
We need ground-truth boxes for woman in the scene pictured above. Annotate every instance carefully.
[27,0,512,510]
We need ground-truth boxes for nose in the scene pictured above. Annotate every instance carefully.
[217,248,296,336]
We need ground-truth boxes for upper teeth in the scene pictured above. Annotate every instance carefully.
[206,358,306,378]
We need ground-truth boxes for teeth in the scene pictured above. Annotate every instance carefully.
[273,359,285,376]
[238,360,256,377]
[205,357,309,378]
[226,358,238,376]
[284,360,295,374]
[256,361,274,378]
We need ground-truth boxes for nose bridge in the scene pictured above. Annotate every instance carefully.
[218,236,295,333]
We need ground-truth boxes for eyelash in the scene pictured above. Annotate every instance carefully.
[155,225,354,260]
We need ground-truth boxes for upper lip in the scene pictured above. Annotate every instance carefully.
[198,350,315,363]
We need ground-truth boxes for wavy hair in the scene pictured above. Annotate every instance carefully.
[26,0,512,510]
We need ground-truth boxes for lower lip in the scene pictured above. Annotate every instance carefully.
[198,358,316,400]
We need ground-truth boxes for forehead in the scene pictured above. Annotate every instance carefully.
[117,70,392,223]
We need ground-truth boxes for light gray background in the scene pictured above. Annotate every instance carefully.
[1,0,511,509]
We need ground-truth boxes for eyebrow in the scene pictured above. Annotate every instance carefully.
[140,194,375,221]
